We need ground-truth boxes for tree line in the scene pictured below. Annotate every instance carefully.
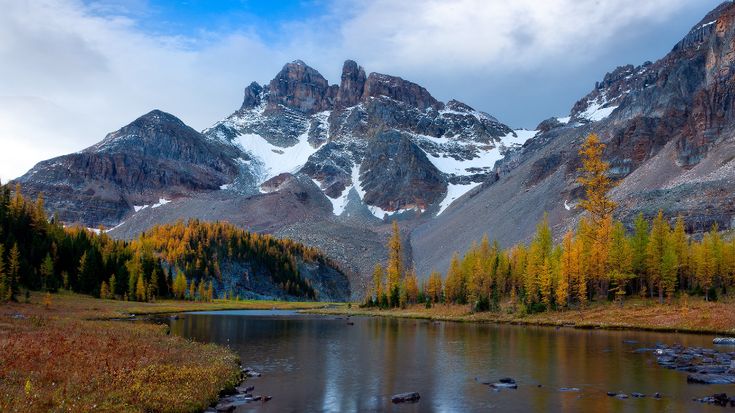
[0,183,336,302]
[365,134,735,313]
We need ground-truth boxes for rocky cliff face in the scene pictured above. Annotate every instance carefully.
[205,59,522,218]
[412,1,735,277]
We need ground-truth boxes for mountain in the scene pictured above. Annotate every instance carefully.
[412,1,735,277]
[14,2,735,298]
[203,59,526,217]
[14,60,530,298]
[15,110,246,227]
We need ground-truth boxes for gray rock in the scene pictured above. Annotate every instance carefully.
[391,392,421,403]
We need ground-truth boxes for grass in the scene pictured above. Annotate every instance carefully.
[0,292,331,413]
[307,297,735,335]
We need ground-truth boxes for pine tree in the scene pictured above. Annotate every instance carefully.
[647,211,669,303]
[445,253,465,304]
[135,274,146,301]
[371,264,384,303]
[100,281,110,299]
[631,213,649,285]
[188,279,196,301]
[173,270,187,299]
[0,244,7,301]
[109,274,117,299]
[661,243,678,303]
[206,281,214,302]
[8,243,20,302]
[197,279,205,301]
[40,254,53,291]
[557,232,574,309]
[608,221,633,305]
[386,221,404,306]
[696,229,716,300]
[427,270,443,303]
[671,216,689,289]
[538,257,553,309]
[577,133,617,227]
[404,268,419,304]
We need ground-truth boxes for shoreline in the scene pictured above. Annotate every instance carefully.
[303,299,735,337]
[0,292,328,413]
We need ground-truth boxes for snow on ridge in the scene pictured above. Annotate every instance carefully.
[580,94,619,122]
[133,198,170,212]
[699,20,717,30]
[151,198,170,209]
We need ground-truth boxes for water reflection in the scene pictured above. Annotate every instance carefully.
[169,313,729,412]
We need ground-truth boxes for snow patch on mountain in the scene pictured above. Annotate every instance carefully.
[236,131,322,185]
[151,198,170,209]
[582,102,619,122]
[438,182,481,215]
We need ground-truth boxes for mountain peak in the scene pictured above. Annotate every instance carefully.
[336,59,366,108]
[135,109,185,125]
[241,82,263,111]
[364,72,440,110]
[265,60,336,114]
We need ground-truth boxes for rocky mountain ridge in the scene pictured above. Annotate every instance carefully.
[412,0,735,277]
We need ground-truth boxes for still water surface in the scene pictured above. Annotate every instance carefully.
[169,311,731,412]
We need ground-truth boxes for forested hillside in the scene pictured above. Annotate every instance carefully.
[0,182,348,302]
[367,135,735,312]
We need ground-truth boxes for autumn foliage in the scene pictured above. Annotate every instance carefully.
[366,134,735,313]
[0,181,339,303]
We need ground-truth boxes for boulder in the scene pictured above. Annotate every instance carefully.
[713,337,735,345]
[391,392,421,403]
[491,378,518,389]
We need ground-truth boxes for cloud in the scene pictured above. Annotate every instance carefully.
[337,0,691,72]
[0,0,716,181]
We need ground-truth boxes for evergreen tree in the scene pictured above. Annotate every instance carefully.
[135,274,146,301]
[100,281,110,299]
[8,243,20,302]
[0,244,7,301]
[40,253,53,291]
[109,274,117,299]
[173,270,187,299]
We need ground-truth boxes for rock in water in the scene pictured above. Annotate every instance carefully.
[491,378,518,389]
[391,392,421,403]
[713,337,735,345]
[559,387,580,392]
[687,373,735,384]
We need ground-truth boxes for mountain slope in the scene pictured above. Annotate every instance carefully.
[412,1,735,277]
[15,110,245,227]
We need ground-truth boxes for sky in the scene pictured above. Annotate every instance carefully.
[0,0,725,181]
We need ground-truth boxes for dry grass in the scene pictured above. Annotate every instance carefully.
[309,298,735,335]
[0,292,330,413]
